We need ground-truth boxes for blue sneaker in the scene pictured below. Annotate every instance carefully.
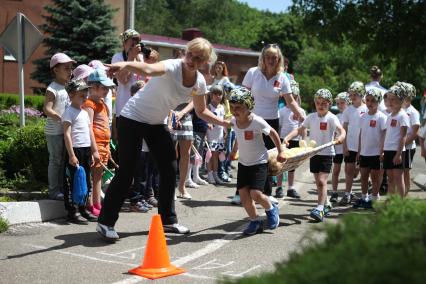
[324,204,332,216]
[243,220,263,235]
[266,203,280,229]
[310,208,324,222]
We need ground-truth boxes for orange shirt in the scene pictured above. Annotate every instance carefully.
[82,99,110,143]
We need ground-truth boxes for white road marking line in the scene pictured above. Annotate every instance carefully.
[171,239,230,267]
[26,244,136,267]
[97,246,145,260]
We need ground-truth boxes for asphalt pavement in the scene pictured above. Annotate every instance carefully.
[1,148,425,284]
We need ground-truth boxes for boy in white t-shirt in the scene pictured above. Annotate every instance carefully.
[382,84,410,198]
[285,89,345,222]
[277,80,305,199]
[330,92,350,203]
[63,79,100,224]
[399,82,420,196]
[354,89,387,208]
[229,87,284,235]
[340,81,368,206]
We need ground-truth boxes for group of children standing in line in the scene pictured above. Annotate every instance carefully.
[43,48,421,234]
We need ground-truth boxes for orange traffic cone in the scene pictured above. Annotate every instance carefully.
[128,214,185,279]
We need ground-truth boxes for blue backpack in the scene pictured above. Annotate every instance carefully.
[73,166,88,205]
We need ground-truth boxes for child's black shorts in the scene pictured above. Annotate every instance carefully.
[310,155,333,173]
[383,150,405,170]
[333,153,344,164]
[359,155,381,170]
[237,163,268,191]
[287,140,299,172]
[344,150,358,163]
[404,148,416,169]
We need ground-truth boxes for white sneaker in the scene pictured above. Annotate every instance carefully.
[185,180,200,188]
[163,223,190,234]
[96,223,119,242]
[193,177,209,185]
[177,192,192,199]
[231,194,241,205]
[269,195,279,205]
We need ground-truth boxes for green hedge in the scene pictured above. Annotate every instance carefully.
[0,114,48,190]
[0,93,45,112]
[223,197,426,284]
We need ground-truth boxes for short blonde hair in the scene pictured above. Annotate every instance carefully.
[186,37,217,64]
[258,45,284,74]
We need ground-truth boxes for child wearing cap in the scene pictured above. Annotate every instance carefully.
[43,52,76,200]
[354,89,387,208]
[82,68,115,216]
[62,79,100,223]
[382,84,410,198]
[277,80,306,199]
[340,81,367,206]
[229,87,283,235]
[399,82,420,196]
[330,92,350,203]
[285,89,345,222]
[206,84,227,185]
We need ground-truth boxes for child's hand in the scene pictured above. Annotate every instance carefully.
[277,152,286,163]
[380,153,384,162]
[104,62,128,78]
[230,149,238,161]
[283,139,289,147]
[208,123,213,130]
[393,153,402,165]
[92,151,100,167]
[69,155,79,167]
[422,149,426,158]
[343,149,349,156]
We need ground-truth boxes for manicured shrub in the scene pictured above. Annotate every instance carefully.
[223,197,426,284]
[0,93,45,112]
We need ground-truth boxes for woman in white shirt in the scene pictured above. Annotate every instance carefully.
[97,38,229,241]
[242,44,304,200]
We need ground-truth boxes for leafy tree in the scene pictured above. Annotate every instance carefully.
[291,0,426,93]
[31,0,120,89]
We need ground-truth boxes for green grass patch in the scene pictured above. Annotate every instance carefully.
[223,197,426,284]
[0,196,17,202]
[0,216,9,233]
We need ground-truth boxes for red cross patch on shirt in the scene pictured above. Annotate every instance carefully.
[244,130,254,140]
[390,119,397,127]
[320,122,327,130]
[370,120,377,127]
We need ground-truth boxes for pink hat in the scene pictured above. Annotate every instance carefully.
[72,64,94,80]
[88,60,107,70]
[50,52,76,68]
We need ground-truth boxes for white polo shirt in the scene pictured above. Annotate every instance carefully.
[242,67,292,120]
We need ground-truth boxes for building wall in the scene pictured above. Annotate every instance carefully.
[0,0,126,95]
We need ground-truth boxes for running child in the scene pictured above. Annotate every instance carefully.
[229,87,282,235]
[285,89,345,222]
[340,81,367,205]
[330,92,350,203]
[277,80,305,199]
[354,88,387,208]
[63,79,100,223]
[382,84,410,198]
